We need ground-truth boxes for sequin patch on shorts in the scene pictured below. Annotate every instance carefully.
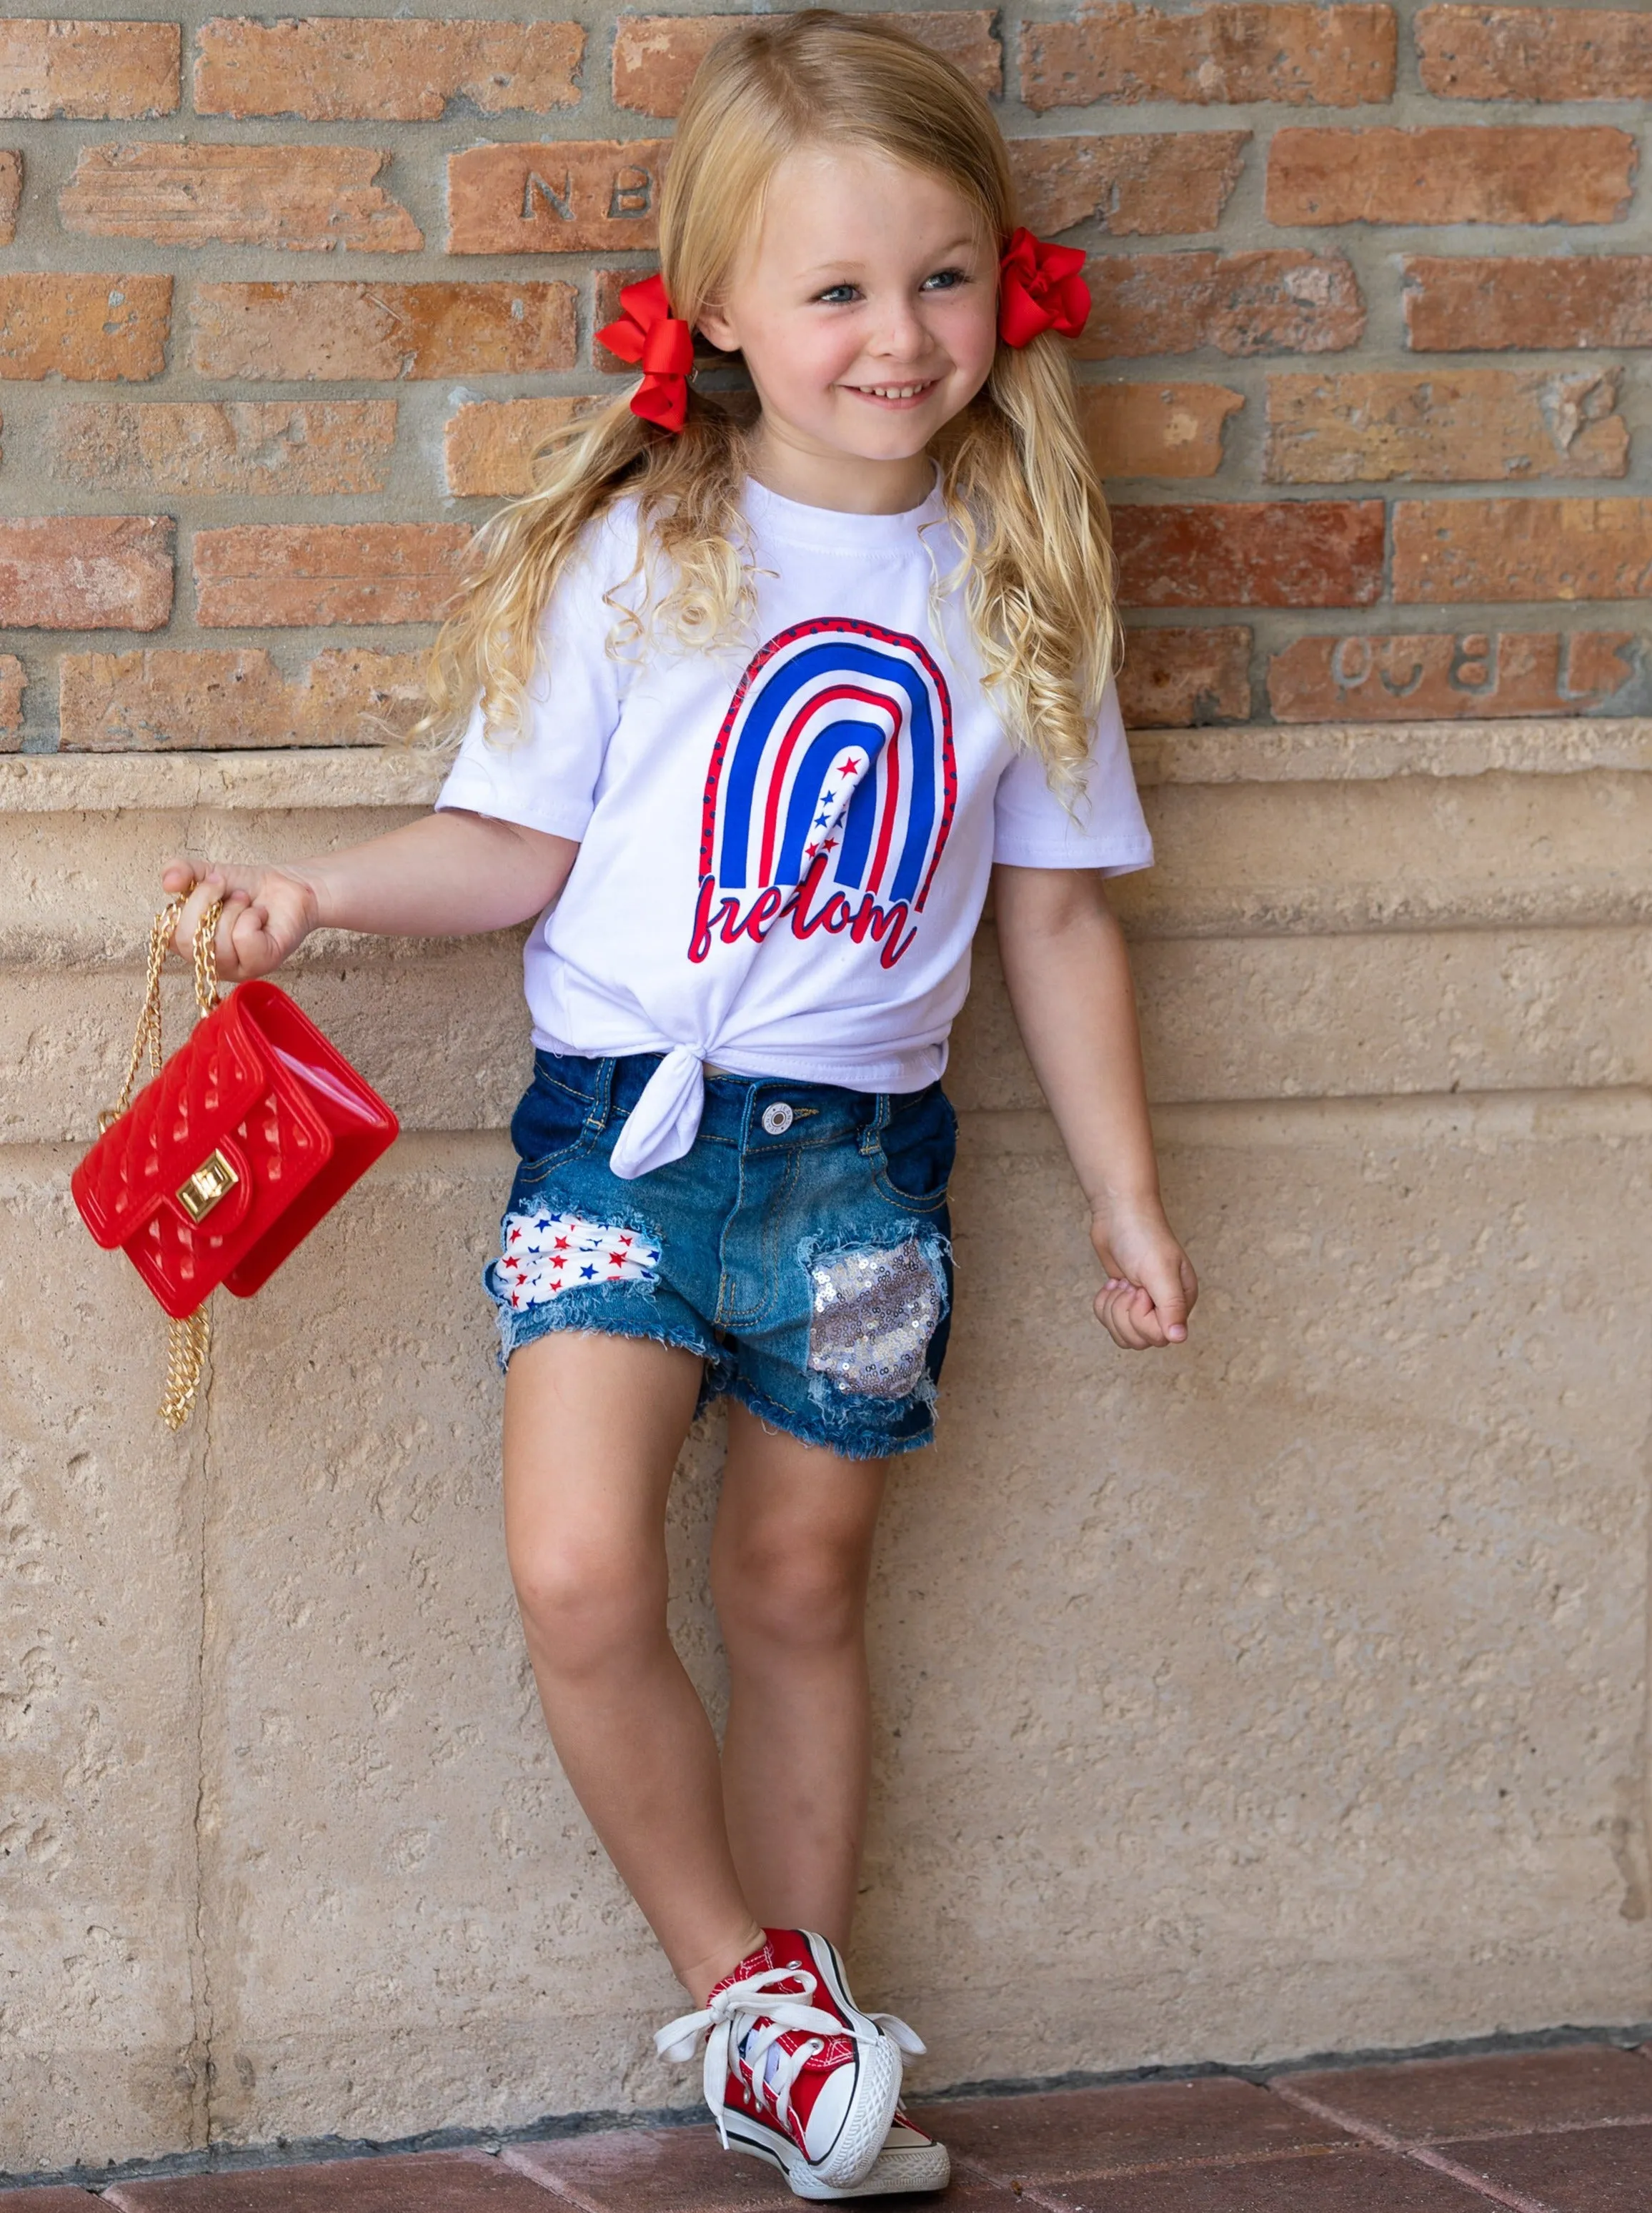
[496,1210,661,1311]
[807,1236,943,1401]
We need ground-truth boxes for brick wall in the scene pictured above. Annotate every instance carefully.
[0,0,1647,751]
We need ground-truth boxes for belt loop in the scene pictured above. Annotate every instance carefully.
[860,1091,891,1156]
[589,1055,617,1132]
[739,1076,760,1153]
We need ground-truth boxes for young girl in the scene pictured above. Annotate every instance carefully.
[165,13,1195,2199]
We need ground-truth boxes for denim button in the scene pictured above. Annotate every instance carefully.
[761,1101,795,1135]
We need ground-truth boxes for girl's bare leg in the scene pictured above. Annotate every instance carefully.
[503,1331,762,2005]
[712,1404,888,1949]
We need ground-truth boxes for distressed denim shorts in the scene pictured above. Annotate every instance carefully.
[485,1050,957,1460]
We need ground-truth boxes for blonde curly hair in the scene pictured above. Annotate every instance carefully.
[419,9,1118,790]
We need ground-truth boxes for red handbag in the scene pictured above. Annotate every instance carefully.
[74,897,399,1426]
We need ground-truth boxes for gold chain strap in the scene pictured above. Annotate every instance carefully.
[161,1308,213,1432]
[102,897,226,1430]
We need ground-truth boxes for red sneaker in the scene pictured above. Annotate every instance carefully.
[655,1929,919,2194]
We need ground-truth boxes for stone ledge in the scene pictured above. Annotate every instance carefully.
[1131,718,1652,785]
[0,747,446,815]
[4,719,1651,813]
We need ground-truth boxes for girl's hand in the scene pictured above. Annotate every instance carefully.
[1090,1200,1197,1351]
[161,857,322,983]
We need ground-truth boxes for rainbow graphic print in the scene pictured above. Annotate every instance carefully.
[690,619,957,969]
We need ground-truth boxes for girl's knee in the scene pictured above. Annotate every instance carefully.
[712,1531,869,1653]
[510,1532,665,1676]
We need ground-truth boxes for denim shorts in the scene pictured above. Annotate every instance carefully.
[485,1050,957,1459]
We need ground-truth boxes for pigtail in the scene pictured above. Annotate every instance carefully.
[416,387,757,754]
[417,395,647,751]
[936,335,1119,794]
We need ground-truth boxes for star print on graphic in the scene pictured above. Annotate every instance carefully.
[490,1210,662,1311]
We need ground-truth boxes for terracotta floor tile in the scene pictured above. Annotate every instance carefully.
[104,2152,559,2213]
[911,2080,1350,2181]
[1445,2121,1652,2211]
[505,2131,796,2211]
[1283,2045,1652,2144]
[0,2194,101,2211]
[1039,2146,1504,2211]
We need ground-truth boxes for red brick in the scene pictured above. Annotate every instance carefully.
[194,524,473,627]
[0,516,171,629]
[194,17,583,121]
[447,140,667,255]
[1076,250,1364,359]
[0,653,23,743]
[1447,2122,1652,2207]
[1265,367,1627,482]
[1418,6,1652,101]
[0,20,179,119]
[1267,126,1637,227]
[1393,497,1652,602]
[59,646,424,749]
[1403,257,1652,352]
[923,2083,1353,2178]
[59,143,422,253]
[0,149,19,245]
[51,400,397,495]
[1119,626,1251,724]
[445,397,604,497]
[1010,132,1247,239]
[1113,499,1385,607]
[505,2129,799,2211]
[105,2154,571,2213]
[191,282,575,381]
[1268,628,1641,720]
[1079,381,1245,477]
[612,12,1001,117]
[0,273,171,381]
[1020,3,1397,112]
[1028,2150,1515,2211]
[1288,2047,1652,2141]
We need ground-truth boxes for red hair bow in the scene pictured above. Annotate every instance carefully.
[597,273,695,432]
[998,228,1091,347]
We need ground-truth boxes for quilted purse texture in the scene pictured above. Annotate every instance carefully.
[74,973,398,1321]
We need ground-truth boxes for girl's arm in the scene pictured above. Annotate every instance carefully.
[992,862,1196,1351]
[163,810,579,983]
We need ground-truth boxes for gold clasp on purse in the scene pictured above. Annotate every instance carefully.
[176,1148,239,1223]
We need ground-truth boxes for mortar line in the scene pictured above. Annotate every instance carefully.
[497,2150,605,2213]
[1269,2083,1560,2213]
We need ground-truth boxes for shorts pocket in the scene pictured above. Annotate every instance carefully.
[509,1062,602,1183]
[870,1085,957,1212]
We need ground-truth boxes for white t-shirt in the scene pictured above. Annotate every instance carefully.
[437,475,1152,1178]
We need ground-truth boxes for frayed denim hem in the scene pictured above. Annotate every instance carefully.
[492,1283,721,1385]
[721,1373,938,1462]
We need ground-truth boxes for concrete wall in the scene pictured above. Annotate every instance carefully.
[4,720,1649,2174]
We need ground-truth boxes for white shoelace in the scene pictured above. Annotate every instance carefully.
[655,1961,925,2149]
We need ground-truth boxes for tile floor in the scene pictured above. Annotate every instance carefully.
[8,2045,1652,2213]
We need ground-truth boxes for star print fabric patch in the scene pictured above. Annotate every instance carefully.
[494,1210,662,1311]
